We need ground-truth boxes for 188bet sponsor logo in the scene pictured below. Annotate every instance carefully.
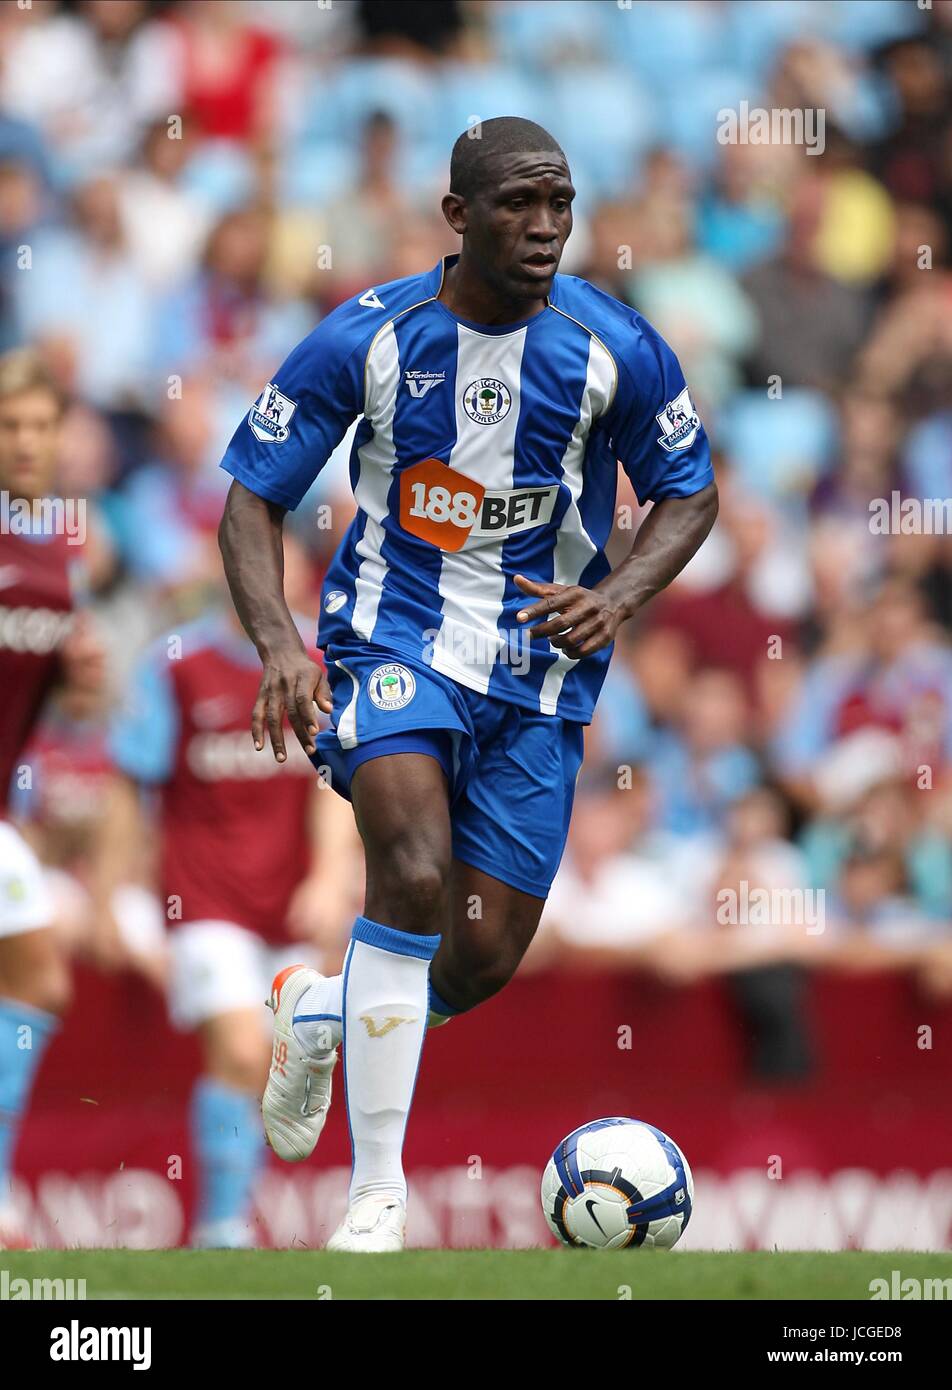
[399,457,557,552]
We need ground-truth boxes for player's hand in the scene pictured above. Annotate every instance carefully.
[87,910,136,973]
[60,613,107,696]
[514,574,625,658]
[252,651,332,762]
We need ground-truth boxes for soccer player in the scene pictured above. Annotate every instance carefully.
[0,349,101,1246]
[100,561,358,1249]
[218,118,718,1251]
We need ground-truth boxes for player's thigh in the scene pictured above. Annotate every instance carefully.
[169,921,272,1050]
[0,923,70,1014]
[0,825,68,1010]
[194,934,324,1091]
[0,820,54,941]
[317,646,470,922]
[197,1008,271,1093]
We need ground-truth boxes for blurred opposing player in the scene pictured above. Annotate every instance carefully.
[219,119,718,1249]
[0,349,102,1246]
[99,549,358,1248]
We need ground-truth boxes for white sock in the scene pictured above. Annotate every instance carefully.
[342,915,440,1207]
[292,976,343,1055]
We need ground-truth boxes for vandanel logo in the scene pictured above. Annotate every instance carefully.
[359,1014,413,1039]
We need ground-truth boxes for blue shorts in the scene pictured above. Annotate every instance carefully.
[313,644,585,899]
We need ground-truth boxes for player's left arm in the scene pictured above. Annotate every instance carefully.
[516,483,717,657]
[516,327,717,658]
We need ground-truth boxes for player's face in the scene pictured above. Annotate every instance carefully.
[464,151,575,301]
[0,387,63,498]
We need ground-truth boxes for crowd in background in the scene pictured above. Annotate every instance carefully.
[3,0,952,1079]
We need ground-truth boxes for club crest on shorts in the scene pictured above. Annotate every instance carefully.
[249,383,297,443]
[367,663,416,710]
[323,589,348,614]
[463,377,512,425]
[655,387,700,452]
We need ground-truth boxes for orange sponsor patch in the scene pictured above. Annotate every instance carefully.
[399,457,486,552]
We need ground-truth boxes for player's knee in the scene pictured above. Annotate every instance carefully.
[208,1042,268,1095]
[0,945,70,1011]
[367,842,450,933]
[440,944,520,1011]
[7,959,72,1017]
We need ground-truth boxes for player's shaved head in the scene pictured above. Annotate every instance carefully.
[450,117,566,199]
[441,117,573,314]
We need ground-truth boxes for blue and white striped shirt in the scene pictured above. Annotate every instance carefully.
[221,255,713,723]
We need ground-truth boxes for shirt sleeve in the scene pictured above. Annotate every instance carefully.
[604,320,714,504]
[219,312,367,510]
[109,649,179,785]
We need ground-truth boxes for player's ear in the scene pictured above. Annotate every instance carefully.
[441,192,467,236]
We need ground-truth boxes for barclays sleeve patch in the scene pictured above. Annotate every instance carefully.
[655,387,700,452]
[249,384,297,443]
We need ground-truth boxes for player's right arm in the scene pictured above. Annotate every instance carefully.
[86,772,146,971]
[219,482,329,762]
[90,648,180,970]
[217,308,370,760]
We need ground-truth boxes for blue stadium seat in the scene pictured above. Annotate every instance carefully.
[297,58,440,147]
[547,65,656,196]
[435,64,552,150]
[491,0,608,71]
[718,388,838,502]
[603,0,726,90]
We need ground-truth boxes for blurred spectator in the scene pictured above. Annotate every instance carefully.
[152,205,312,388]
[742,173,872,389]
[540,769,690,962]
[318,111,416,301]
[774,575,952,806]
[647,667,762,837]
[117,119,214,291]
[802,776,952,922]
[0,0,182,182]
[647,484,803,703]
[12,173,155,410]
[112,383,230,597]
[625,151,759,409]
[355,0,464,60]
[170,0,282,146]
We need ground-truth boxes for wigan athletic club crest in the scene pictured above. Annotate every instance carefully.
[249,383,297,443]
[655,387,700,452]
[463,377,512,425]
[367,663,416,711]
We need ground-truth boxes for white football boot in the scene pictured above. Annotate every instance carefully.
[262,963,337,1162]
[326,1194,407,1252]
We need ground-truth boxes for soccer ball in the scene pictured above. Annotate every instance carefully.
[541,1117,693,1250]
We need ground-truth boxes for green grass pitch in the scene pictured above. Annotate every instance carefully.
[4,1250,952,1300]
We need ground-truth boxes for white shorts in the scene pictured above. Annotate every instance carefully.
[167,920,319,1032]
[0,820,53,939]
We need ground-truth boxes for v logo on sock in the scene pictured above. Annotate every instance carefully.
[359,1014,414,1039]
